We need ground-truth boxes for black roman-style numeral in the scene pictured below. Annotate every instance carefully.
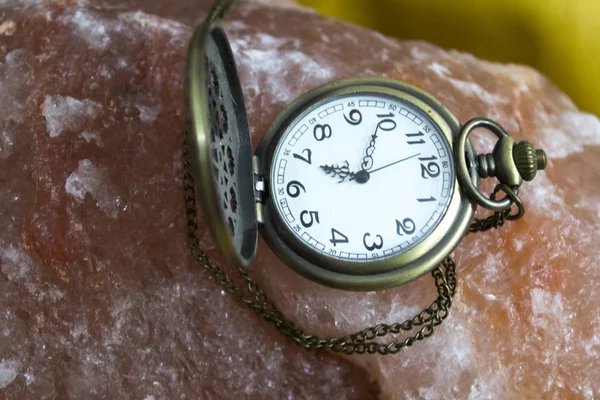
[363,233,383,251]
[396,218,416,236]
[419,155,441,179]
[330,228,349,246]
[293,148,312,164]
[405,132,425,145]
[286,181,306,197]
[344,109,362,125]
[313,124,332,141]
[300,210,320,227]
[376,113,396,131]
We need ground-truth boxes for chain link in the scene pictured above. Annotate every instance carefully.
[182,134,467,355]
[185,0,515,354]
[469,207,511,232]
[469,184,523,232]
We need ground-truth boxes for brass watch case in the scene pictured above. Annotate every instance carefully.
[187,21,258,269]
[255,78,479,291]
[186,17,479,291]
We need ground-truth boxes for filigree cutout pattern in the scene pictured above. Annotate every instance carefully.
[207,61,240,238]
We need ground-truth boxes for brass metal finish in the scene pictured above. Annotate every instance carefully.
[536,149,548,170]
[206,0,236,22]
[458,118,547,212]
[493,184,525,220]
[493,136,522,187]
[186,20,257,269]
[476,153,496,178]
[183,133,512,354]
[513,140,547,181]
[469,204,512,232]
[182,0,548,355]
[477,138,547,182]
[456,118,512,211]
[183,134,459,354]
[255,78,478,291]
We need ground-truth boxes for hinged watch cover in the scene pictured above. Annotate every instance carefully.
[186,20,257,268]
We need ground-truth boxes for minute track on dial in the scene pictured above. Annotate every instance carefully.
[271,88,456,266]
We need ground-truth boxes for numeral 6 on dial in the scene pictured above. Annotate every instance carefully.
[286,181,306,197]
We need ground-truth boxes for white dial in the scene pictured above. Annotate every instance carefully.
[270,92,455,262]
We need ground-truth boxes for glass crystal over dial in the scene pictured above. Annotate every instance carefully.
[270,92,455,262]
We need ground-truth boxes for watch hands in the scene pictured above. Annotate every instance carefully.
[320,154,420,184]
[360,124,379,171]
[320,160,356,183]
[365,153,421,175]
[319,124,381,184]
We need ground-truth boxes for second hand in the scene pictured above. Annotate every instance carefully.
[369,153,421,174]
[350,153,421,181]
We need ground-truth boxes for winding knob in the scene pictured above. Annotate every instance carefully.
[513,140,547,181]
[476,136,548,186]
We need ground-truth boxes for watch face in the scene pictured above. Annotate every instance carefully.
[269,91,455,263]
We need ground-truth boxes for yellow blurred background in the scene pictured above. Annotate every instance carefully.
[299,0,600,117]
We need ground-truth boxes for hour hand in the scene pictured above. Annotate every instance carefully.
[360,126,379,171]
[320,161,356,183]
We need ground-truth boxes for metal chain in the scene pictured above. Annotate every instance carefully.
[184,0,515,355]
[469,207,511,232]
[182,134,466,355]
[469,184,523,232]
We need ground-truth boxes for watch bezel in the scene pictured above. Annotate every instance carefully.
[186,21,258,269]
[255,78,478,291]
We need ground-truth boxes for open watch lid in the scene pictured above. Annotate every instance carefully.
[186,18,258,268]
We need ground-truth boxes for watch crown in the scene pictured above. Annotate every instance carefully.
[513,140,547,181]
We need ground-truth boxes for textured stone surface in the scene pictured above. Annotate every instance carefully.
[1,0,599,399]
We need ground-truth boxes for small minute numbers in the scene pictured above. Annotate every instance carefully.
[271,93,455,262]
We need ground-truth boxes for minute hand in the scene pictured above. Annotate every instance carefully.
[368,153,421,175]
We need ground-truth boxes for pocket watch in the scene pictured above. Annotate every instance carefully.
[182,0,547,353]
[255,78,479,291]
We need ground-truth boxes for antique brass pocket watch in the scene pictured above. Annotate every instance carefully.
[182,0,547,353]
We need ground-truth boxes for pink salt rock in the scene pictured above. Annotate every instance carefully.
[1,0,599,399]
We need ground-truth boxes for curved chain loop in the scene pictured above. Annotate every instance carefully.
[469,183,524,232]
[182,134,458,355]
[184,0,521,356]
[492,184,525,220]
